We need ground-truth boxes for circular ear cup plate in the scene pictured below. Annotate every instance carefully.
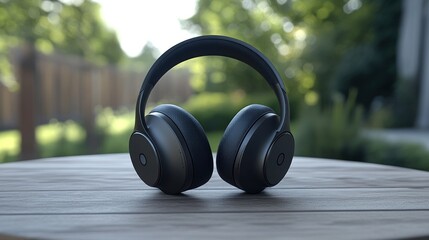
[216,104,274,187]
[129,132,160,187]
[264,132,295,186]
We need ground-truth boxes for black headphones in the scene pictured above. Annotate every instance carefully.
[129,35,294,195]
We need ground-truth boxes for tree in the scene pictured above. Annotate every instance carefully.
[183,0,307,115]
[184,0,401,111]
[0,0,124,87]
[184,1,297,93]
[122,42,159,72]
[0,0,126,160]
[330,0,401,109]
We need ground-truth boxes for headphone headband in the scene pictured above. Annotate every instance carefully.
[136,35,290,133]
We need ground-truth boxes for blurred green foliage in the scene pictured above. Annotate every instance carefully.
[96,108,135,154]
[0,0,124,88]
[295,90,363,159]
[184,0,304,113]
[364,77,420,128]
[1,0,424,172]
[183,91,277,132]
[344,138,429,172]
[184,0,401,112]
[331,1,401,109]
[366,105,393,129]
[3,104,428,172]
[391,79,419,127]
[122,42,158,72]
[0,120,86,163]
[293,90,429,171]
[0,109,222,163]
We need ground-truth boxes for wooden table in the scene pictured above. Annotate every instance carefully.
[0,154,428,239]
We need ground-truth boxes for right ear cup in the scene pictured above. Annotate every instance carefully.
[216,104,274,188]
[147,104,213,194]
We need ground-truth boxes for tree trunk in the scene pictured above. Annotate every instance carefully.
[18,42,38,160]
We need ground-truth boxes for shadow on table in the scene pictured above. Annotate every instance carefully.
[141,190,290,213]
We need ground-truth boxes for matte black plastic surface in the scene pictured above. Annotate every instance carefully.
[141,36,286,91]
[145,113,192,194]
[216,104,274,187]
[234,113,280,193]
[129,132,160,187]
[264,132,295,186]
[151,104,213,190]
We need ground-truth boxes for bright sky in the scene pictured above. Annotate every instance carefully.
[93,0,198,57]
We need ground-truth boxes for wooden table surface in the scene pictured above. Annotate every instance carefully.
[0,153,428,239]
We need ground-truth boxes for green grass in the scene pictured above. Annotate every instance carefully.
[2,110,429,173]
[96,109,135,153]
[0,120,87,163]
[0,108,225,163]
[0,130,19,162]
[37,120,86,158]
[207,131,223,151]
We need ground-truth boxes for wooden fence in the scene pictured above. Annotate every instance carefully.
[0,44,192,159]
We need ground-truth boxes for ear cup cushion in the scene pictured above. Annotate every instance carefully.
[216,104,274,186]
[150,104,213,189]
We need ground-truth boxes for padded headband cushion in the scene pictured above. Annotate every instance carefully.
[142,36,285,92]
[216,104,274,186]
[150,104,213,189]
[137,36,290,133]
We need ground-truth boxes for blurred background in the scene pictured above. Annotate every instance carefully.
[0,0,428,171]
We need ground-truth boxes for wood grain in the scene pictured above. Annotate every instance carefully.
[0,154,428,239]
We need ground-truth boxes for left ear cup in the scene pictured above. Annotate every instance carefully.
[148,104,213,193]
